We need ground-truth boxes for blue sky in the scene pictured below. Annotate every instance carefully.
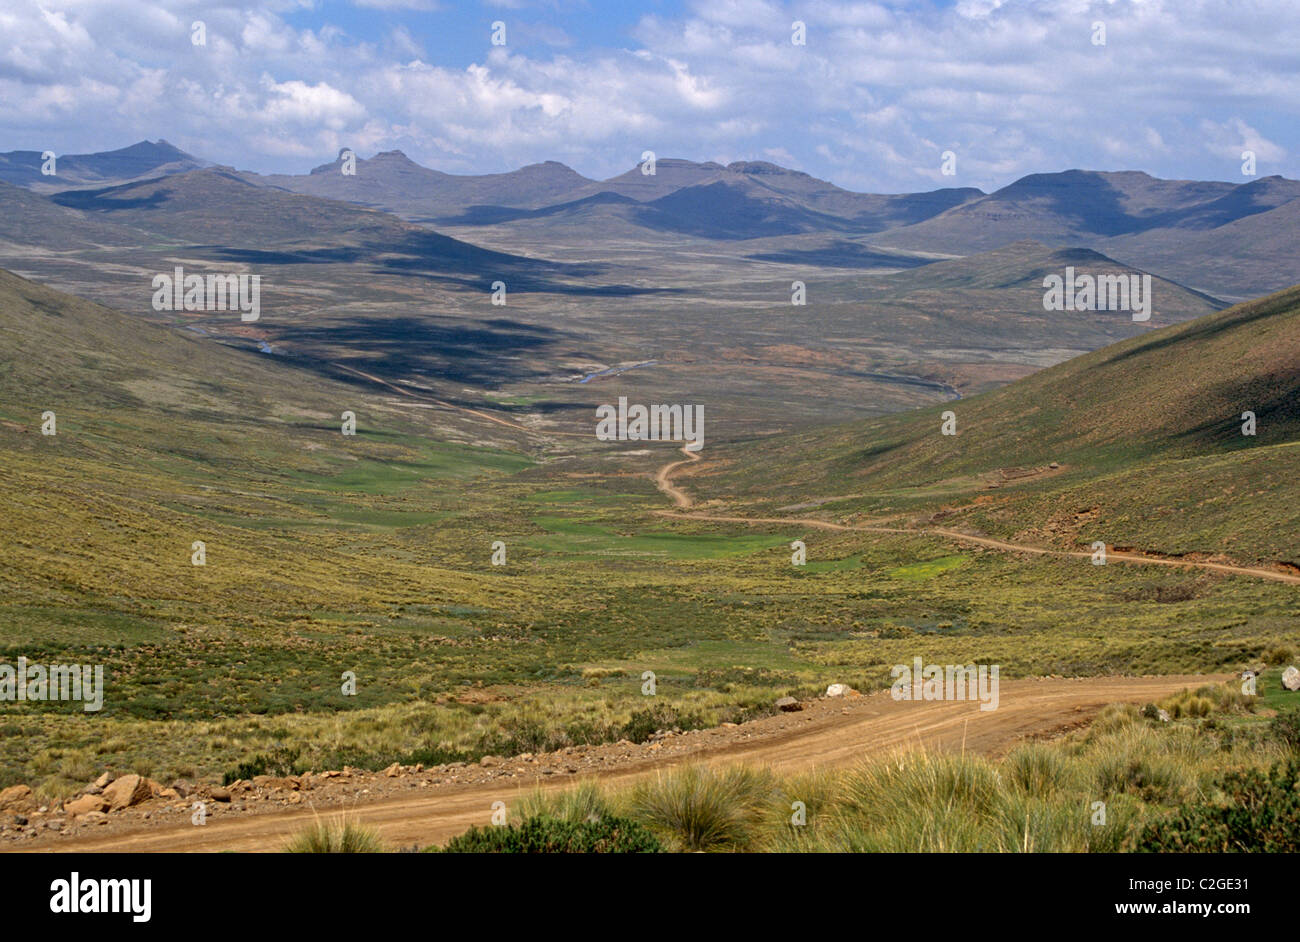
[1,0,1295,193]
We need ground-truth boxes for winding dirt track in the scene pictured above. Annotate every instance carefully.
[653,447,1300,585]
[19,675,1218,853]
[23,446,1274,853]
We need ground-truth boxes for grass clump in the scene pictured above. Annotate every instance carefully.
[284,815,386,853]
[630,765,771,851]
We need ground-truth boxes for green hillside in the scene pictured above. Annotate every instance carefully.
[696,284,1300,565]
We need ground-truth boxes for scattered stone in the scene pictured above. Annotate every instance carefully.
[479,755,501,768]
[1283,666,1300,691]
[208,787,231,803]
[825,683,853,697]
[83,811,107,824]
[383,763,402,777]
[775,696,801,712]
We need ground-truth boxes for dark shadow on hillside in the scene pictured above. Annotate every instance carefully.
[1170,368,1300,448]
[748,243,935,270]
[266,315,565,387]
[209,231,675,297]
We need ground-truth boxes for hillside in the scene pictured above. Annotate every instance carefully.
[692,284,1300,564]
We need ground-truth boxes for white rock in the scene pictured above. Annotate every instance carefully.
[1282,666,1300,691]
[825,683,852,697]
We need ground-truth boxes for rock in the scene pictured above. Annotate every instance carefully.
[0,785,33,811]
[168,781,189,798]
[158,788,180,800]
[1049,462,1060,469]
[825,683,853,697]
[83,785,103,796]
[479,755,501,768]
[775,696,801,712]
[101,774,152,811]
[93,772,114,789]
[1157,709,1171,723]
[82,811,107,824]
[383,763,402,777]
[64,794,108,817]
[1283,666,1300,691]
[208,787,231,802]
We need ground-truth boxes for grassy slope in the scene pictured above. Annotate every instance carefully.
[698,284,1300,564]
[1,269,1295,795]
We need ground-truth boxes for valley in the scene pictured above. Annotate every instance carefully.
[0,141,1296,855]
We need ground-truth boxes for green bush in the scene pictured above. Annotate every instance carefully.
[1133,759,1300,852]
[438,815,662,853]
[1270,709,1300,751]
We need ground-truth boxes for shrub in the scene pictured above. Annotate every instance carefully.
[438,815,662,853]
[1133,759,1300,852]
[619,704,707,744]
[1270,709,1300,751]
[223,745,302,785]
[1264,646,1295,667]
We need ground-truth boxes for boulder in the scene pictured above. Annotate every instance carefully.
[208,787,231,802]
[101,774,152,810]
[93,772,113,789]
[383,763,402,777]
[825,683,853,697]
[775,696,801,712]
[1283,666,1300,691]
[0,785,33,811]
[64,794,108,817]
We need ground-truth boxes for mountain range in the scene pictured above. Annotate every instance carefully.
[2,141,1292,301]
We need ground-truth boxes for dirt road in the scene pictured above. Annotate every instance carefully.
[15,675,1217,853]
[653,448,1300,585]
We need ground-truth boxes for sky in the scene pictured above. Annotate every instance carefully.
[1,0,1295,193]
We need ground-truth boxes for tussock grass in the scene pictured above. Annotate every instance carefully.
[284,814,386,853]
[629,765,772,852]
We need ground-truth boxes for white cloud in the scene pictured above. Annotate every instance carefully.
[0,0,1295,190]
